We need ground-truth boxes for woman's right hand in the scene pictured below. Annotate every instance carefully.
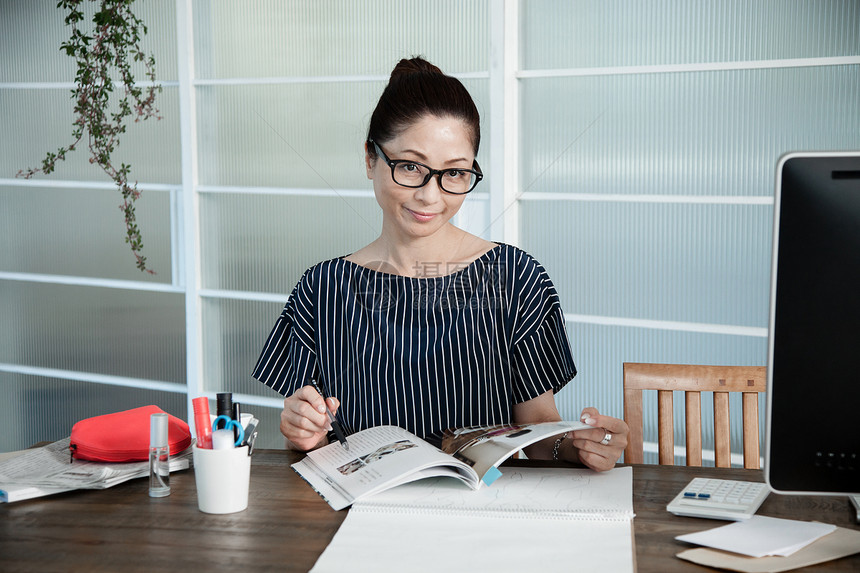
[279,385,340,451]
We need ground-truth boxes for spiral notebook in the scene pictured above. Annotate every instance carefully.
[310,466,635,573]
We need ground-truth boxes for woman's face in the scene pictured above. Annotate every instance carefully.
[366,114,474,242]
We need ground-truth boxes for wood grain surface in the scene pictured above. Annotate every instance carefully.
[1,450,857,572]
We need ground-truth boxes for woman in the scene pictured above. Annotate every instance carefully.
[252,57,628,471]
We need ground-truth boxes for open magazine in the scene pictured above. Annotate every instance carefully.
[292,420,589,510]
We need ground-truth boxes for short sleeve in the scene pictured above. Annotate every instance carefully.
[251,269,318,396]
[508,253,577,403]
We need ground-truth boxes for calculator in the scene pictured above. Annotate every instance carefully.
[667,477,770,520]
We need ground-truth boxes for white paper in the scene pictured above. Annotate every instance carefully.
[676,515,837,558]
[0,437,192,503]
[313,509,633,573]
[311,467,635,573]
[360,466,634,518]
[0,450,27,463]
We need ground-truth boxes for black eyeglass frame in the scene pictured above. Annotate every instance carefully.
[368,139,483,195]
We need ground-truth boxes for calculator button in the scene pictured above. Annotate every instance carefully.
[678,498,749,511]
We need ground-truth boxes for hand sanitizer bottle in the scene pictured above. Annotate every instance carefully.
[149,413,170,497]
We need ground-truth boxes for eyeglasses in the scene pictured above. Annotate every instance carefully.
[368,139,483,195]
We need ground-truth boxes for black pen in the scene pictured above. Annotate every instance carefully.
[308,378,350,452]
[231,402,242,442]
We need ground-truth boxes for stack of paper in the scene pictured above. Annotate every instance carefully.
[676,515,860,572]
[677,516,836,558]
[0,437,192,503]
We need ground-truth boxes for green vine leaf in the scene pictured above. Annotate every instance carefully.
[17,0,162,274]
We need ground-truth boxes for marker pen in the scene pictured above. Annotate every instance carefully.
[216,392,233,419]
[192,397,213,449]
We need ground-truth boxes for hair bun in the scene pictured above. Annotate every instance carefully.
[368,56,481,156]
[390,57,443,78]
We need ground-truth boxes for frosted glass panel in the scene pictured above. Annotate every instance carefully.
[193,0,488,78]
[0,88,181,184]
[455,193,492,241]
[522,0,860,69]
[559,322,766,416]
[198,297,305,445]
[0,372,187,452]
[520,201,773,327]
[197,83,378,188]
[202,298,287,398]
[200,194,382,293]
[0,0,178,82]
[0,185,172,282]
[0,282,186,383]
[557,322,767,466]
[197,80,489,188]
[520,66,860,197]
[244,405,287,450]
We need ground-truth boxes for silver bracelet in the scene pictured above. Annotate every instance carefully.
[552,432,569,460]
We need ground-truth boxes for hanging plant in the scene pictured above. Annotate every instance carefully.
[17,0,162,274]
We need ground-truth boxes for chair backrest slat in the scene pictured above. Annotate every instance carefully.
[658,390,674,465]
[623,363,766,469]
[623,386,645,464]
[685,391,702,466]
[742,392,760,469]
[713,391,732,467]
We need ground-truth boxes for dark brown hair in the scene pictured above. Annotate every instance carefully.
[367,57,481,156]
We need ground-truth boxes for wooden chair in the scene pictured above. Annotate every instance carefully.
[623,363,766,469]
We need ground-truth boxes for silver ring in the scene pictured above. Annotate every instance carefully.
[600,430,612,446]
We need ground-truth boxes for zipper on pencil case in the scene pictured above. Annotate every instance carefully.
[69,443,149,463]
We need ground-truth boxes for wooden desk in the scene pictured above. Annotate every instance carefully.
[1,450,857,572]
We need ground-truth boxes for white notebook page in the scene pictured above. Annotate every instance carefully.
[311,466,635,573]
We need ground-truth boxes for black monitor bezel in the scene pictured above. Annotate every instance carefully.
[765,150,860,496]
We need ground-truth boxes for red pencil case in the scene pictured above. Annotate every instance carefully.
[69,405,192,462]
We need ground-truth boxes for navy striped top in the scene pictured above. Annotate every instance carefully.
[252,243,577,446]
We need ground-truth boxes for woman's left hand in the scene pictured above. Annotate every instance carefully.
[570,407,629,472]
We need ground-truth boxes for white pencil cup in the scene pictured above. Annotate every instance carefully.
[192,444,251,514]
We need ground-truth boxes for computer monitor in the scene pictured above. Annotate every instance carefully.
[765,151,860,495]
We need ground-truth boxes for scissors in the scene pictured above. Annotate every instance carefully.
[242,417,259,456]
[212,415,244,447]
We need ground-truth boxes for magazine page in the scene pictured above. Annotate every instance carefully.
[292,425,477,510]
[442,420,591,481]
